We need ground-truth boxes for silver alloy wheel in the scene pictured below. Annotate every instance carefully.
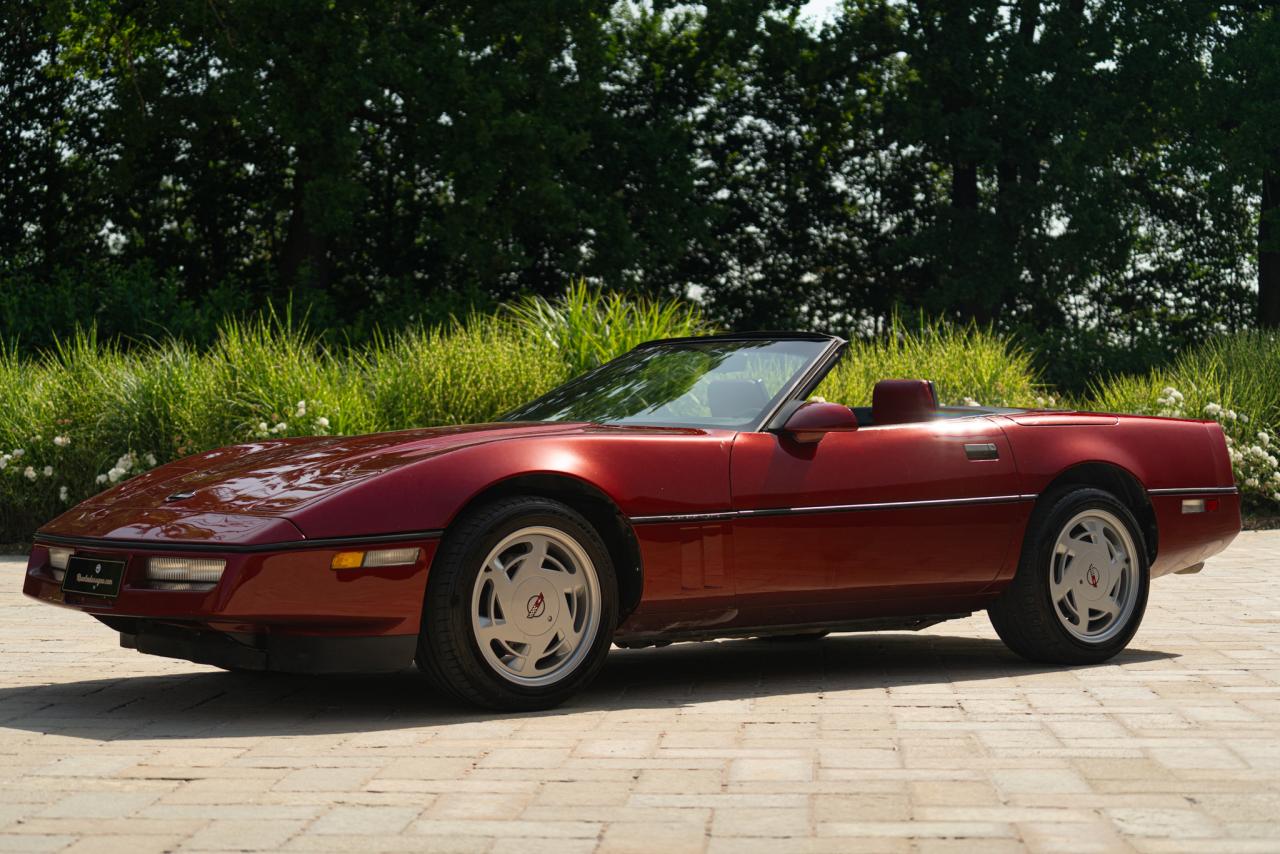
[470,526,601,686]
[1050,509,1139,643]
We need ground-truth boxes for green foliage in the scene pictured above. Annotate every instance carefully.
[1088,332,1280,428]
[1087,331,1280,510]
[0,262,247,351]
[0,285,707,541]
[2,296,1277,542]
[3,1,1275,385]
[506,280,712,375]
[363,317,569,429]
[816,319,1042,408]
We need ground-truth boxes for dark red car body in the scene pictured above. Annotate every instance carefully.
[23,334,1241,674]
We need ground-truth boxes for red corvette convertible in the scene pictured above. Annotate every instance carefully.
[24,333,1240,709]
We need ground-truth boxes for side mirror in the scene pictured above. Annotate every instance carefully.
[782,402,858,444]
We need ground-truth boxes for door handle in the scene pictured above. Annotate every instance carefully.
[964,443,999,461]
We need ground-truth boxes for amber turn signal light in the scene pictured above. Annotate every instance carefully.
[331,551,365,570]
[331,547,421,570]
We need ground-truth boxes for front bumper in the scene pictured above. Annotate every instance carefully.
[23,535,440,673]
[114,619,419,673]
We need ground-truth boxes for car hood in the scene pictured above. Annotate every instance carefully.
[65,422,585,519]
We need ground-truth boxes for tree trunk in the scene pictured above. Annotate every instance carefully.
[278,159,330,292]
[1261,166,1280,328]
[949,159,990,323]
[951,159,979,212]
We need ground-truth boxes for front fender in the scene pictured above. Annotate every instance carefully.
[285,429,735,539]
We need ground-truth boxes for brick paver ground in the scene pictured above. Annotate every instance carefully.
[1,531,1278,852]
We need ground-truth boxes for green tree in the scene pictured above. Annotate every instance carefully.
[1205,5,1280,328]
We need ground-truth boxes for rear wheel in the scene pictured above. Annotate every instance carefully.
[988,487,1149,665]
[416,496,617,710]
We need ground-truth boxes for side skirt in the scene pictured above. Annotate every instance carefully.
[612,612,970,649]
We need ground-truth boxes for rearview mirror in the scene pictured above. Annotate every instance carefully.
[782,402,858,444]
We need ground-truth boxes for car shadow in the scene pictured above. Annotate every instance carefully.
[0,633,1178,741]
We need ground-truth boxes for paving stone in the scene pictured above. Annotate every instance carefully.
[305,805,419,835]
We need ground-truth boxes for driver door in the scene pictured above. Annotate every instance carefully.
[728,418,1027,624]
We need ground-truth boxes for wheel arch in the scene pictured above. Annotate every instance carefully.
[445,472,645,620]
[1037,461,1158,563]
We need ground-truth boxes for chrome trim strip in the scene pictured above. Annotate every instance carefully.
[1147,487,1239,496]
[629,493,1038,525]
[32,529,445,554]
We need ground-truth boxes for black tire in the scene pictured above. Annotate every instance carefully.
[988,486,1150,665]
[416,496,618,711]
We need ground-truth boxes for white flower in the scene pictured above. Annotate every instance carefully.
[1225,409,1238,421]
[1246,477,1260,488]
[12,449,23,458]
[144,453,157,467]
[0,459,6,471]
[107,467,124,483]
[962,397,980,407]
[115,453,134,472]
[42,466,52,477]
[95,473,107,484]
[1242,413,1251,423]
[53,435,70,447]
[257,421,269,433]
[1274,491,1280,501]
[295,400,307,417]
[272,422,287,433]
[59,486,68,502]
[316,417,330,429]
[1204,403,1222,417]
[23,466,36,481]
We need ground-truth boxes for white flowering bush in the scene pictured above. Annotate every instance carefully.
[1099,383,1280,510]
[1227,427,1280,505]
[250,400,332,439]
[94,451,159,485]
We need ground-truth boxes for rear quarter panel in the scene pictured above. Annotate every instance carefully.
[1000,415,1240,577]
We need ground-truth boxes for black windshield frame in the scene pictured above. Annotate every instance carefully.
[502,332,846,433]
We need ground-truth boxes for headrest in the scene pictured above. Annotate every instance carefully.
[871,379,938,425]
[707,379,768,419]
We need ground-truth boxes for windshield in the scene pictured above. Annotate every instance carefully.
[503,338,830,430]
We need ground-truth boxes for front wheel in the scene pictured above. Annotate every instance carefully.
[988,487,1149,665]
[416,496,618,710]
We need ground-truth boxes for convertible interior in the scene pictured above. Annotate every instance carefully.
[706,377,1015,427]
